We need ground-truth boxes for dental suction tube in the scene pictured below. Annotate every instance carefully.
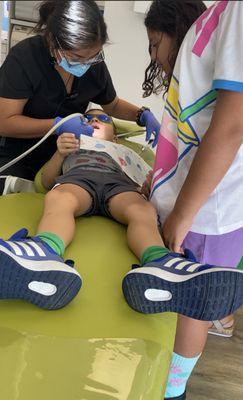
[0,113,84,174]
[0,114,148,174]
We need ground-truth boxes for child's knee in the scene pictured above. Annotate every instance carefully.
[143,201,158,220]
[129,200,157,222]
[44,188,73,208]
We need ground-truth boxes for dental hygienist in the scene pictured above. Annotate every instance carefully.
[0,0,160,183]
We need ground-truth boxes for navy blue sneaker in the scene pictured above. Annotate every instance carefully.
[0,229,82,309]
[122,252,243,321]
[165,391,186,400]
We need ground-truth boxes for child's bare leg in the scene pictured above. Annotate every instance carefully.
[175,315,208,356]
[108,191,164,258]
[161,316,208,399]
[37,184,92,246]
[109,191,208,345]
[0,184,87,308]
[109,192,209,397]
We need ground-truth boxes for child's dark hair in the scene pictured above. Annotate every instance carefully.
[34,0,108,50]
[143,0,206,97]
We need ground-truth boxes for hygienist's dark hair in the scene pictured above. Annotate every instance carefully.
[35,0,108,50]
[142,0,207,97]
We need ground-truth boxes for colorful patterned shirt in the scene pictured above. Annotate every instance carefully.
[151,1,243,235]
[62,136,150,187]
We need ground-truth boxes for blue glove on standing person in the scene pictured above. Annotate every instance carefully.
[54,116,94,139]
[139,108,160,148]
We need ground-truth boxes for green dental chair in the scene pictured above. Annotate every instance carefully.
[0,120,176,400]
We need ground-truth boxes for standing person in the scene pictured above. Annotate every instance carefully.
[122,1,243,399]
[0,0,160,194]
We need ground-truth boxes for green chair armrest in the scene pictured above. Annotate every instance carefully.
[34,166,47,194]
[113,118,142,135]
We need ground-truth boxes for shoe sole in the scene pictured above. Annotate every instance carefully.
[208,329,233,338]
[0,248,82,310]
[122,267,243,321]
[164,392,186,400]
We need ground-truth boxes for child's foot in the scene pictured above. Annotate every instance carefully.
[0,228,82,309]
[122,252,243,321]
[208,315,235,337]
[165,391,186,400]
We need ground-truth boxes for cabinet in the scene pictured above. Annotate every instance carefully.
[8,1,41,50]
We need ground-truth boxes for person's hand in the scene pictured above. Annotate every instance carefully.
[54,116,94,139]
[162,210,193,253]
[57,133,79,158]
[140,110,160,148]
[141,170,153,199]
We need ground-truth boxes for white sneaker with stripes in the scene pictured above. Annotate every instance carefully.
[122,252,243,321]
[0,228,82,309]
[0,176,35,195]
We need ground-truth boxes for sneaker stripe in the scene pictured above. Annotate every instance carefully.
[175,261,195,270]
[164,257,184,267]
[0,238,13,252]
[27,241,46,257]
[6,241,47,258]
[0,244,80,276]
[16,242,35,256]
[187,262,202,272]
[6,241,23,256]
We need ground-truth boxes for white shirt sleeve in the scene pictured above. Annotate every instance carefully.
[213,1,243,92]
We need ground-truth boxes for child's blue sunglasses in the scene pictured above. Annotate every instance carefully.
[84,113,112,124]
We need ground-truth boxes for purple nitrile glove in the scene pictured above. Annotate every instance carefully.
[140,110,160,148]
[54,116,94,140]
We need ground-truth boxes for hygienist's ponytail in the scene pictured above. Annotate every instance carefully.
[35,0,55,32]
[34,0,108,50]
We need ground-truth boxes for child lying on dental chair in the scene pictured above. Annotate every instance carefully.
[0,109,243,321]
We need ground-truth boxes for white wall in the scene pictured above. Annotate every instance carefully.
[104,1,164,122]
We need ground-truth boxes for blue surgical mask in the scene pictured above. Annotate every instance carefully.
[59,57,90,77]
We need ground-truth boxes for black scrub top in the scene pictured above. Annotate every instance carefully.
[0,35,116,179]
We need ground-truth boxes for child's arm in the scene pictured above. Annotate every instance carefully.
[41,133,79,190]
[41,151,65,190]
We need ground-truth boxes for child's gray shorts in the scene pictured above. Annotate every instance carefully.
[54,168,141,218]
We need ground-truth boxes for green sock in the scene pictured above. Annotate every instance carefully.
[37,232,65,257]
[141,246,170,266]
[237,257,243,270]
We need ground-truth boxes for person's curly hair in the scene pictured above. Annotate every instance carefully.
[143,0,206,97]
